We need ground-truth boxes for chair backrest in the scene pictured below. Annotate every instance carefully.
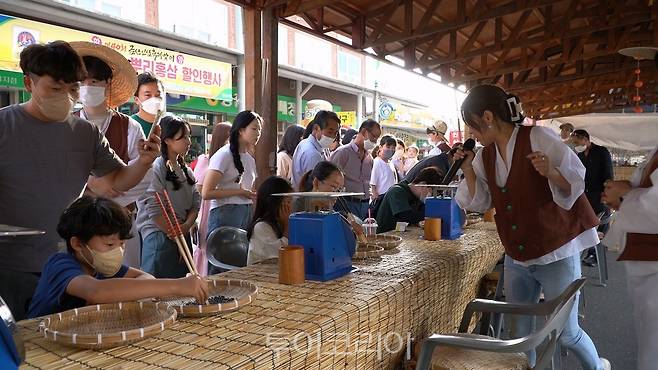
[206,226,249,270]
[523,278,587,370]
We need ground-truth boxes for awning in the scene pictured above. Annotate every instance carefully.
[539,113,658,151]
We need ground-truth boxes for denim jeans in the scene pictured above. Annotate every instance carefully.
[207,203,253,275]
[504,254,603,370]
[141,231,191,279]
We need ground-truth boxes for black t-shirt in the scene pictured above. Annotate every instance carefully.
[577,143,613,213]
[376,182,425,233]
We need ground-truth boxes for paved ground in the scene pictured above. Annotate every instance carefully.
[562,250,638,370]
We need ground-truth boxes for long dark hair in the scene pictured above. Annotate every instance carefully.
[209,122,231,157]
[247,176,292,240]
[299,161,342,192]
[278,125,304,155]
[230,110,262,178]
[460,84,525,132]
[160,115,195,191]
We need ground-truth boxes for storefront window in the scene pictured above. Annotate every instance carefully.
[295,32,331,76]
[159,0,229,48]
[55,0,145,24]
[338,51,361,85]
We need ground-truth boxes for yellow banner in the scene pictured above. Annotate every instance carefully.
[0,14,232,100]
[336,111,357,128]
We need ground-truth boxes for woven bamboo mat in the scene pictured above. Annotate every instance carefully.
[18,223,503,370]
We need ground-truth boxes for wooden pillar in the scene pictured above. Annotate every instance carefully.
[243,7,262,112]
[246,6,279,187]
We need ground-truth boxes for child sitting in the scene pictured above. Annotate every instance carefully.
[27,196,208,318]
[246,176,293,265]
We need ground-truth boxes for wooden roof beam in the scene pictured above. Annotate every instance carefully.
[365,0,556,48]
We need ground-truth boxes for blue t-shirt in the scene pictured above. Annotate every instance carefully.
[27,253,128,318]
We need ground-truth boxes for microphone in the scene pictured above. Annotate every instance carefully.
[441,138,476,185]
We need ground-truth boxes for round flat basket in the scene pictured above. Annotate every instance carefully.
[358,234,402,250]
[353,245,385,260]
[161,279,258,317]
[39,301,176,349]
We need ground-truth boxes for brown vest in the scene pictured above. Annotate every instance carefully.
[75,110,130,163]
[618,150,658,261]
[483,126,599,261]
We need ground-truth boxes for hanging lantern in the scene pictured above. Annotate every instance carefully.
[618,47,658,113]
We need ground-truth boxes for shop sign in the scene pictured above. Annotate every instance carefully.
[0,14,233,100]
[0,69,22,89]
[379,102,395,120]
[336,111,357,128]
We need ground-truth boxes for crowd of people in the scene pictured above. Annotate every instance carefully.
[2,40,657,370]
[0,40,448,322]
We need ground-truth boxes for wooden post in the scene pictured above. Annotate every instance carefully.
[256,6,279,187]
[244,7,262,112]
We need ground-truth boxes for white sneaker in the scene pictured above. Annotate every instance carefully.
[600,358,611,370]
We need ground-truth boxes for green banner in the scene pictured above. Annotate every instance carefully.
[168,94,341,122]
[0,70,23,89]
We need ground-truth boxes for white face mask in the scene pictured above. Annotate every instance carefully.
[364,139,377,151]
[318,134,335,149]
[574,145,587,153]
[140,97,164,115]
[79,85,107,107]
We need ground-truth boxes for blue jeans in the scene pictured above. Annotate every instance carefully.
[141,231,191,279]
[207,204,252,275]
[334,199,369,220]
[504,254,603,370]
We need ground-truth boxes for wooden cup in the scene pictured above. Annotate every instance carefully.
[279,245,305,285]
[484,208,496,222]
[424,218,442,241]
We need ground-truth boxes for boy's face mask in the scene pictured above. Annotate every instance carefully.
[81,244,124,277]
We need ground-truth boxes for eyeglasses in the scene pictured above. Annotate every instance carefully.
[321,180,345,192]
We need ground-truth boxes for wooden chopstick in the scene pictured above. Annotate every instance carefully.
[154,192,197,275]
[161,189,197,274]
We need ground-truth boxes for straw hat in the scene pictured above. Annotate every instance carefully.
[426,120,449,142]
[70,41,137,107]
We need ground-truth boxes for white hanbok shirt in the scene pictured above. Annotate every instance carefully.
[603,146,658,276]
[456,126,599,266]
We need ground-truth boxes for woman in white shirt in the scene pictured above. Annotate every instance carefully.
[277,125,304,182]
[202,111,262,273]
[192,122,231,276]
[246,176,293,265]
[454,85,608,370]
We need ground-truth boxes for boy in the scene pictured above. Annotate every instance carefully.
[370,136,398,200]
[28,196,208,318]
